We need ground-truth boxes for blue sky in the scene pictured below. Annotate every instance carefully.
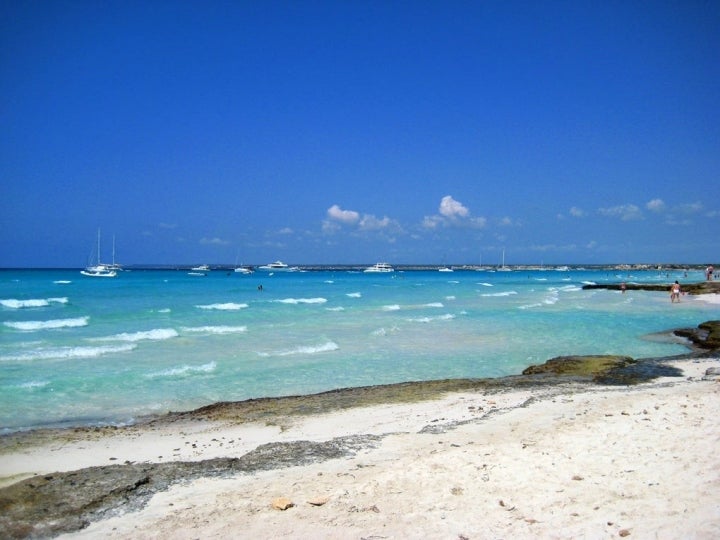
[1,1,718,267]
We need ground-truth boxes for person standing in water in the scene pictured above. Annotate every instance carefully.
[670,280,681,303]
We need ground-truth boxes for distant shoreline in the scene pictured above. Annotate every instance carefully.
[0,263,715,272]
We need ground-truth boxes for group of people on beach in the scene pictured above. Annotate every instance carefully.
[667,265,715,303]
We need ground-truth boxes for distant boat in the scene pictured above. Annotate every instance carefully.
[258,261,297,272]
[364,262,394,273]
[191,264,210,272]
[438,266,453,272]
[234,266,253,274]
[81,229,117,278]
[497,249,512,272]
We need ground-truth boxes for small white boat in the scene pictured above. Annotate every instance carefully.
[258,261,297,271]
[234,266,253,274]
[497,249,512,272]
[364,262,394,273]
[81,230,117,278]
[191,264,210,272]
[81,264,117,278]
[438,267,453,272]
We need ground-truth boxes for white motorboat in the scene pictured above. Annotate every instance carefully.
[234,266,253,274]
[364,262,394,273]
[258,261,297,271]
[191,264,210,272]
[438,266,453,272]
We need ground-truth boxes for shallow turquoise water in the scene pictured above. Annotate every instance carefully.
[1,267,716,431]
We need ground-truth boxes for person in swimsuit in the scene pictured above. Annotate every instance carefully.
[670,280,681,303]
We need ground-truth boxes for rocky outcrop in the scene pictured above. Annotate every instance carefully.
[673,321,720,351]
[582,281,720,295]
[0,435,381,539]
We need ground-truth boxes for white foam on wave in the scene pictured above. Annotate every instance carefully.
[181,325,247,334]
[582,281,597,286]
[16,380,50,389]
[372,325,400,336]
[1,297,68,309]
[326,306,345,311]
[324,280,334,284]
[273,297,327,305]
[382,304,401,311]
[53,280,72,284]
[407,313,456,323]
[94,328,179,342]
[196,303,249,310]
[3,343,136,362]
[346,292,362,298]
[4,316,89,331]
[555,285,582,292]
[258,341,339,357]
[423,302,444,308]
[147,361,217,378]
[481,291,518,297]
[478,282,493,287]
[445,295,456,300]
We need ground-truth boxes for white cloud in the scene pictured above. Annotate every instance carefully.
[423,195,485,230]
[675,202,703,214]
[470,216,487,228]
[498,216,514,227]
[438,195,469,219]
[570,207,585,218]
[359,215,392,231]
[422,215,443,229]
[327,204,360,224]
[598,204,642,221]
[200,237,229,245]
[646,198,665,212]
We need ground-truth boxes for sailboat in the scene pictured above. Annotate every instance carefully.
[105,235,123,272]
[497,249,512,272]
[80,229,117,277]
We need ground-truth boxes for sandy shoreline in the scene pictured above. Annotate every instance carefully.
[2,356,719,539]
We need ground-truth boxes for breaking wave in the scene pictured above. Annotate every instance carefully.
[196,303,249,310]
[146,361,217,378]
[93,328,179,342]
[273,297,328,305]
[1,297,68,309]
[258,341,339,357]
[3,343,136,362]
[181,325,247,334]
[4,317,89,331]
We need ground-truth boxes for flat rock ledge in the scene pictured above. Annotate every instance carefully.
[0,435,382,540]
[582,280,720,295]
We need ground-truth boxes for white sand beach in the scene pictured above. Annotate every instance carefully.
[3,357,719,539]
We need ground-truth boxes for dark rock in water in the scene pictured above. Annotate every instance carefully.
[521,355,686,385]
[522,355,636,379]
[673,320,720,351]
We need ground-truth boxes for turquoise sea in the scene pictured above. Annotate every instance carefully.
[1,266,717,433]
